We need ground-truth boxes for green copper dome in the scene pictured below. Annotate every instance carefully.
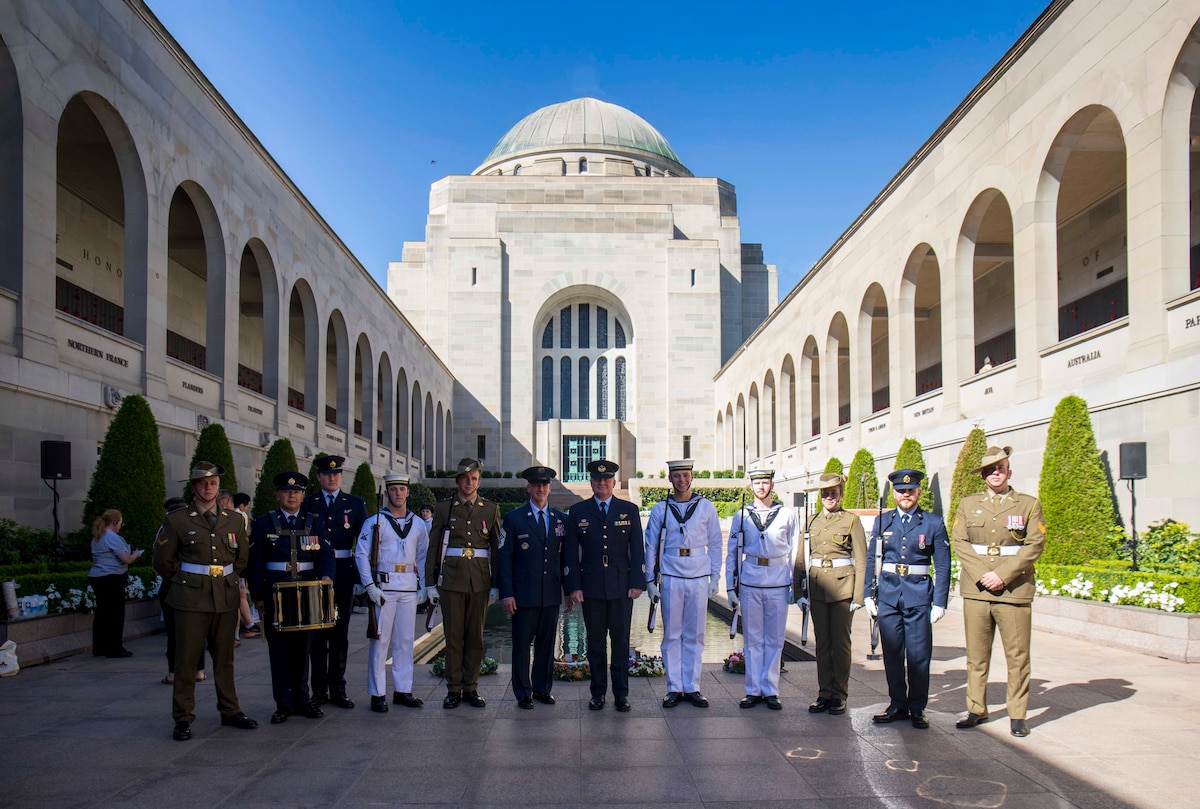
[477,97,689,175]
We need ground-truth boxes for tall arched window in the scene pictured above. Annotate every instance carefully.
[615,319,627,348]
[597,357,608,419]
[560,307,571,348]
[578,357,590,418]
[615,357,627,420]
[541,356,553,419]
[560,356,572,419]
[542,321,553,349]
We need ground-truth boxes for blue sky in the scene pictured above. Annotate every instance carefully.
[148,0,1050,296]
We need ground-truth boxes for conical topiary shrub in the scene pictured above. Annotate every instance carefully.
[1039,395,1117,565]
[888,437,934,512]
[351,461,377,504]
[82,394,166,552]
[183,423,237,502]
[843,449,879,510]
[305,452,330,497]
[252,438,298,517]
[947,427,989,533]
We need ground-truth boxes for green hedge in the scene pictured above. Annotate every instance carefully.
[1037,563,1200,613]
[1039,395,1117,564]
[0,519,59,566]
[430,486,529,503]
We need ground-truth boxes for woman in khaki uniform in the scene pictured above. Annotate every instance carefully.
[803,473,867,714]
[951,445,1045,738]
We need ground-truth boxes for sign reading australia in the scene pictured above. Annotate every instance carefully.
[66,337,129,367]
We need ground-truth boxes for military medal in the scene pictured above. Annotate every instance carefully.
[919,534,926,549]
[1007,515,1025,531]
[227,532,237,549]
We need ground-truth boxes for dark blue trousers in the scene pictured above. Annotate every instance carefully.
[877,595,933,713]
[511,604,560,699]
[581,597,633,698]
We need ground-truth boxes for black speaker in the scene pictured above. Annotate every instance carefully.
[41,440,71,480]
[1119,442,1146,481]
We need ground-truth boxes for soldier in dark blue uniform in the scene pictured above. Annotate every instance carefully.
[564,460,645,712]
[304,455,368,709]
[247,472,336,725]
[864,468,950,729]
[498,465,578,709]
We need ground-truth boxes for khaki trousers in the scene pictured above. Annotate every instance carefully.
[962,598,1032,720]
[440,588,489,693]
[811,598,855,701]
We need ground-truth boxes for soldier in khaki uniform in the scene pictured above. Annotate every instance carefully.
[804,473,867,715]
[153,462,258,741]
[952,445,1046,738]
[425,457,502,709]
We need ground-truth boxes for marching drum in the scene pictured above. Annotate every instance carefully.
[272,580,337,632]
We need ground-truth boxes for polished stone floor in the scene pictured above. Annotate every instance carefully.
[0,601,1193,808]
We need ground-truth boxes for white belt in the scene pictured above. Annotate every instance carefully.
[970,544,1019,557]
[445,547,489,559]
[179,562,233,577]
[266,561,314,572]
[882,562,930,575]
[810,557,853,569]
[745,555,788,567]
[334,549,352,559]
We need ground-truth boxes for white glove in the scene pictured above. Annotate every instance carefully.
[489,587,499,604]
[365,584,384,606]
[728,590,740,609]
[708,578,720,598]
[646,581,660,601]
[417,587,427,605]
[849,602,864,613]
[427,586,440,604]
[795,595,810,609]
[863,597,878,618]
[931,605,946,624]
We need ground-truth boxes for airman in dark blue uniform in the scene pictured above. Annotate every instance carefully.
[564,460,645,712]
[498,465,578,709]
[247,472,336,725]
[865,468,950,729]
[303,455,369,709]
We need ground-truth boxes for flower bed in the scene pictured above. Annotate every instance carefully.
[5,569,161,616]
[1034,563,1199,613]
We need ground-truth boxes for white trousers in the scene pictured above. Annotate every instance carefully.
[367,589,417,697]
[741,585,789,697]
[661,575,708,692]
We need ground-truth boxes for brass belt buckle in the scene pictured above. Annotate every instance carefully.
[679,548,691,557]
[394,563,407,572]
[757,557,769,566]
[209,564,224,577]
[463,547,475,560]
[821,559,832,568]
[987,546,1001,557]
[895,563,909,576]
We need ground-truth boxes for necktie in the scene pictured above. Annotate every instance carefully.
[537,509,547,540]
[205,510,217,529]
[599,501,607,521]
[902,513,911,529]
[326,495,334,509]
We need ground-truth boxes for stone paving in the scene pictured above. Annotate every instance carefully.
[0,601,1195,808]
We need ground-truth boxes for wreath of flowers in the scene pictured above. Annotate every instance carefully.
[429,653,499,678]
[722,650,746,674]
[553,653,590,681]
[628,651,665,677]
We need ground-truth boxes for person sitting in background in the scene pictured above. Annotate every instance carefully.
[89,509,141,658]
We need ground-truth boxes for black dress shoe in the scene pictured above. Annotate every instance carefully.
[828,699,847,715]
[172,721,191,741]
[329,695,355,709]
[370,696,389,713]
[808,697,831,713]
[466,691,486,708]
[764,695,782,710]
[662,691,682,708]
[685,691,710,708]
[1010,719,1030,737]
[312,692,329,706]
[297,702,324,719]
[220,712,258,729]
[517,697,534,709]
[588,695,605,711]
[270,710,289,724]
[955,712,989,729]
[394,692,424,708]
[872,708,910,723]
[910,711,929,729]
[532,692,556,705]
[443,692,461,709]
[740,695,764,708]
[615,696,631,712]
